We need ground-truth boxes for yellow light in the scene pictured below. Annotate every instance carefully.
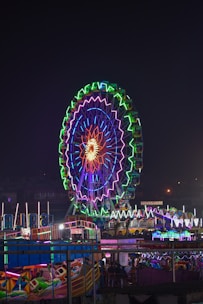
[85,138,99,161]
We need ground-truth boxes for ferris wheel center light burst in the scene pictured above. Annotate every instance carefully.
[85,138,99,161]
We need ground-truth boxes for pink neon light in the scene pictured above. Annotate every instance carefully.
[65,96,125,203]
[6,271,20,277]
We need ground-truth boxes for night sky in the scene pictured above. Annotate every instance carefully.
[1,1,203,198]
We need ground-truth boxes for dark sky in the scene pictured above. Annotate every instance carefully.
[1,1,203,197]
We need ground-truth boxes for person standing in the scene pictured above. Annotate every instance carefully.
[107,262,115,287]
[128,264,136,285]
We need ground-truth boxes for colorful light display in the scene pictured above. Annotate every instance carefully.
[59,81,143,209]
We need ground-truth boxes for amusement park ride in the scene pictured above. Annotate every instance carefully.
[0,81,202,302]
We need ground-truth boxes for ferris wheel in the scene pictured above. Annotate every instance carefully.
[58,81,143,211]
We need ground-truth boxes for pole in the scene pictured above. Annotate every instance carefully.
[25,202,29,229]
[92,242,96,304]
[67,250,72,304]
[50,228,55,299]
[13,202,19,230]
[172,243,176,283]
[47,201,50,225]
[38,201,40,228]
[1,202,4,231]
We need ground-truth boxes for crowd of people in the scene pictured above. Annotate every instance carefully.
[99,256,140,288]
[98,252,203,289]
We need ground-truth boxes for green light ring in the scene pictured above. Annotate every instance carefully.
[58,81,143,202]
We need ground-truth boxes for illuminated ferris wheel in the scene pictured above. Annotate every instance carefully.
[58,81,143,211]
